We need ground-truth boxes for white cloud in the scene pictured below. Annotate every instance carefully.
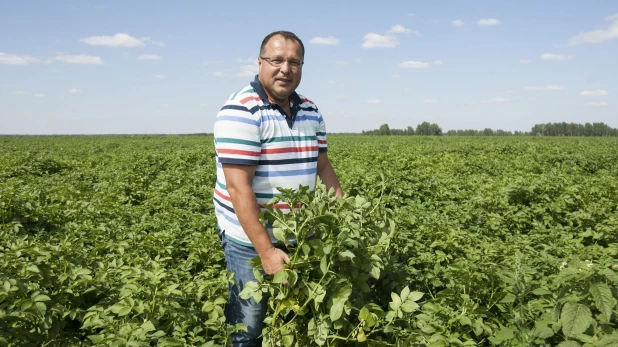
[540,53,575,61]
[452,19,464,27]
[520,59,531,64]
[328,80,336,84]
[477,18,500,26]
[237,64,258,77]
[79,34,165,48]
[362,24,419,48]
[399,61,431,69]
[588,101,608,107]
[433,60,444,65]
[213,71,228,77]
[80,33,145,47]
[362,33,399,48]
[54,54,104,65]
[388,24,411,34]
[236,58,255,63]
[140,37,165,47]
[68,88,82,94]
[568,15,618,45]
[424,99,439,103]
[334,60,349,66]
[482,97,509,104]
[137,54,162,61]
[154,74,165,79]
[392,74,400,79]
[34,93,46,97]
[506,89,515,94]
[525,85,565,91]
[309,36,340,45]
[11,90,28,95]
[0,52,41,65]
[579,90,609,97]
[367,99,382,104]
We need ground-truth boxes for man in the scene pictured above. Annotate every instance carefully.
[212,31,343,345]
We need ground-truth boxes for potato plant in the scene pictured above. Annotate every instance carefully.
[1,135,618,346]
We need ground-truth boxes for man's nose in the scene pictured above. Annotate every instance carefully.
[279,61,291,73]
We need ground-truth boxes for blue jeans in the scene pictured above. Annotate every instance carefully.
[221,234,267,346]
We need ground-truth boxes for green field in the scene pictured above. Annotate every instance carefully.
[1,136,618,346]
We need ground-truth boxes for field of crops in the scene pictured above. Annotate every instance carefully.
[1,135,618,346]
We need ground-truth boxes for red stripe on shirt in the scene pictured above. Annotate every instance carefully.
[262,146,318,154]
[301,98,314,105]
[317,140,327,145]
[214,188,232,202]
[218,149,261,157]
[240,96,261,104]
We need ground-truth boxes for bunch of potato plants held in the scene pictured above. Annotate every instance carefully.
[239,183,423,346]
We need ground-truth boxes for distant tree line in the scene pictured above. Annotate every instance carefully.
[361,122,618,136]
[362,122,443,136]
[529,122,618,137]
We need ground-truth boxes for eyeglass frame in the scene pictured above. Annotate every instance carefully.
[259,56,304,69]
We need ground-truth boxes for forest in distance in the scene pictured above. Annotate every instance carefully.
[3,122,618,138]
[361,121,618,137]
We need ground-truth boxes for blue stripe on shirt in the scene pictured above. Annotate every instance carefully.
[218,158,260,166]
[214,197,235,214]
[296,115,320,122]
[259,157,318,165]
[216,115,260,126]
[215,206,241,226]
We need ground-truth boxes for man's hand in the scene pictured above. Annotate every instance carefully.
[259,247,290,275]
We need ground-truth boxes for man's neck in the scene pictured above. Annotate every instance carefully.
[265,93,290,113]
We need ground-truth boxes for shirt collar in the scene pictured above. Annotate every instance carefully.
[250,75,302,106]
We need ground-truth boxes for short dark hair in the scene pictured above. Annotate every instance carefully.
[260,31,305,58]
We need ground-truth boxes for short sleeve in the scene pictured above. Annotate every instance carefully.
[317,113,327,153]
[214,103,262,165]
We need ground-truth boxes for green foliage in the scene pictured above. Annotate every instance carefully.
[2,135,618,346]
[240,184,421,345]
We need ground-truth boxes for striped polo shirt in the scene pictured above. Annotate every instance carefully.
[213,76,328,246]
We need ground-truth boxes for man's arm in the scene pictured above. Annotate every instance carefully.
[317,152,343,197]
[222,163,289,275]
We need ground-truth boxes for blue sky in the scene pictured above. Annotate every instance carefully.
[1,0,617,134]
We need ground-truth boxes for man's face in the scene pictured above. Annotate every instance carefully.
[258,35,303,103]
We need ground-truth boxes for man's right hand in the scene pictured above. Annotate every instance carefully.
[259,247,290,275]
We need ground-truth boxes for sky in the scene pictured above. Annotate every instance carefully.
[1,0,617,134]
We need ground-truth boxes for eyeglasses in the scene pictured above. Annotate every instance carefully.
[260,56,304,69]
